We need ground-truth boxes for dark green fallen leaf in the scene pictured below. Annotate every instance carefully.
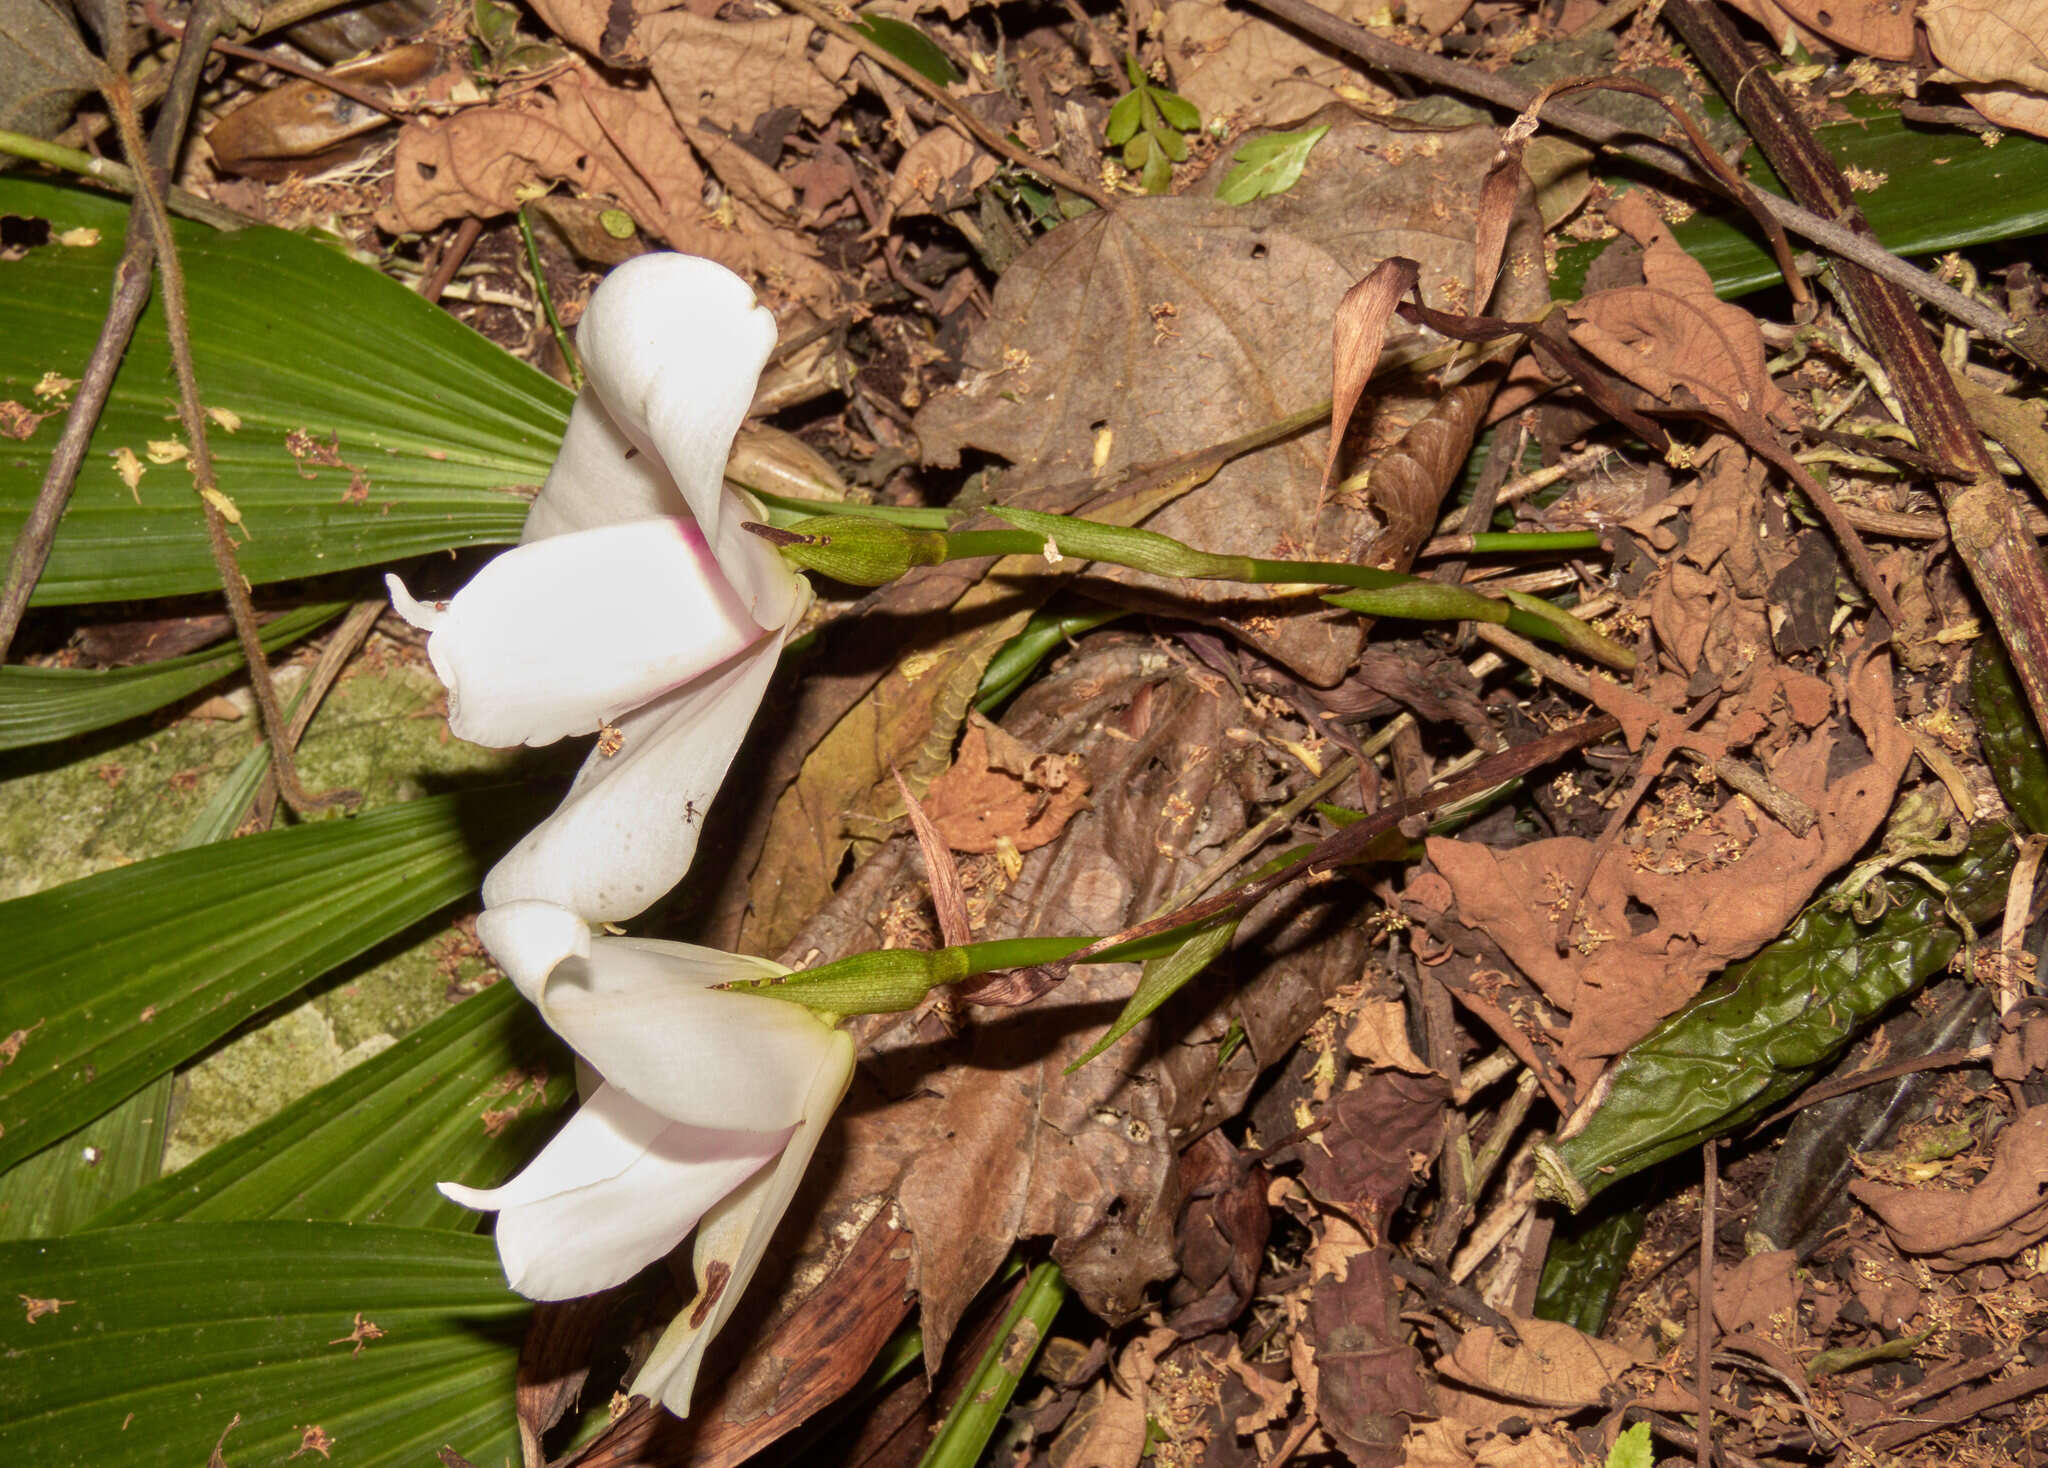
[0,1222,523,1465]
[91,979,570,1230]
[0,789,544,1174]
[1555,97,2048,298]
[1533,826,2013,1210]
[0,601,343,752]
[1971,637,2048,833]
[1532,1188,1648,1336]
[853,14,962,85]
[0,177,564,606]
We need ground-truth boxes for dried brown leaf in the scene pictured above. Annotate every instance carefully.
[1160,0,1395,124]
[1852,1105,2048,1265]
[923,718,1092,854]
[1924,0,2048,92]
[1439,1316,1635,1409]
[1567,193,1797,432]
[916,114,1549,684]
[1770,0,1918,57]
[642,10,845,133]
[1426,640,1910,1074]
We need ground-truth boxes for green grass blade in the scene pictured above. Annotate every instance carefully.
[0,601,344,751]
[0,1222,524,1466]
[0,789,541,1174]
[92,980,571,1230]
[0,177,567,604]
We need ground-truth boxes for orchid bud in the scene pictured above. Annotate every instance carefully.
[768,516,949,586]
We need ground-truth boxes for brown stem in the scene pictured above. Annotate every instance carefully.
[107,4,356,815]
[1696,1137,1717,1468]
[1238,0,2040,361]
[245,598,384,830]
[1660,0,2048,751]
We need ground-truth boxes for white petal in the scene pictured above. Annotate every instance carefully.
[561,253,777,543]
[480,624,793,924]
[541,937,831,1132]
[385,572,445,632]
[408,518,768,750]
[440,1083,790,1301]
[474,900,590,1005]
[633,1029,856,1414]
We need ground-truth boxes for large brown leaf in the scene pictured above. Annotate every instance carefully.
[914,113,1549,685]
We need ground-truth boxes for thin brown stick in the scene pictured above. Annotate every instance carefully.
[0,247,155,660]
[245,598,383,830]
[776,0,1117,210]
[420,216,484,301]
[106,8,354,815]
[1696,1137,1718,1468]
[1238,0,2038,360]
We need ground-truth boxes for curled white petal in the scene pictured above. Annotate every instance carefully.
[439,1082,789,1301]
[542,936,829,1133]
[480,621,795,924]
[555,253,776,545]
[394,518,767,750]
[475,900,591,1005]
[633,1028,856,1414]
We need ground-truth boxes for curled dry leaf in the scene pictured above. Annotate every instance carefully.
[1851,1105,2048,1265]
[1923,0,2048,94]
[886,128,999,221]
[208,42,448,178]
[1767,0,1918,58]
[1424,640,1910,1075]
[380,67,835,301]
[1566,193,1797,433]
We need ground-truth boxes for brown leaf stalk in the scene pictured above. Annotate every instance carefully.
[104,1,355,814]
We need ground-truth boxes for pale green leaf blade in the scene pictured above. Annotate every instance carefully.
[0,790,543,1174]
[0,1076,170,1241]
[0,1222,523,1466]
[0,600,344,751]
[1606,1421,1655,1468]
[1151,86,1201,133]
[0,177,566,605]
[93,980,571,1230]
[1069,914,1238,1072]
[1218,124,1331,206]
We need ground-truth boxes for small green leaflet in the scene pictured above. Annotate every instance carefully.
[1606,1422,1655,1468]
[1217,124,1330,205]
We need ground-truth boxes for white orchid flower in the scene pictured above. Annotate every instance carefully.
[389,252,810,923]
[443,901,854,1415]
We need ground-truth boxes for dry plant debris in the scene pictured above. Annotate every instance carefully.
[13,0,2048,1462]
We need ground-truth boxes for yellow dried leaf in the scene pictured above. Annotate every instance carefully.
[207,406,243,433]
[56,227,99,247]
[33,372,76,398]
[146,439,189,465]
[200,486,246,529]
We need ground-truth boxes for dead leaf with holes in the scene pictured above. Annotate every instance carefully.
[916,113,1551,687]
[1768,0,1919,58]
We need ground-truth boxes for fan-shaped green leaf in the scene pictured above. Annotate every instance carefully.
[0,1222,523,1466]
[0,177,566,605]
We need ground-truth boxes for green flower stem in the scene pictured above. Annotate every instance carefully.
[0,127,249,231]
[770,507,1633,669]
[916,1262,1067,1468]
[750,488,955,531]
[517,207,581,390]
[977,605,1130,711]
[1437,530,1606,554]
